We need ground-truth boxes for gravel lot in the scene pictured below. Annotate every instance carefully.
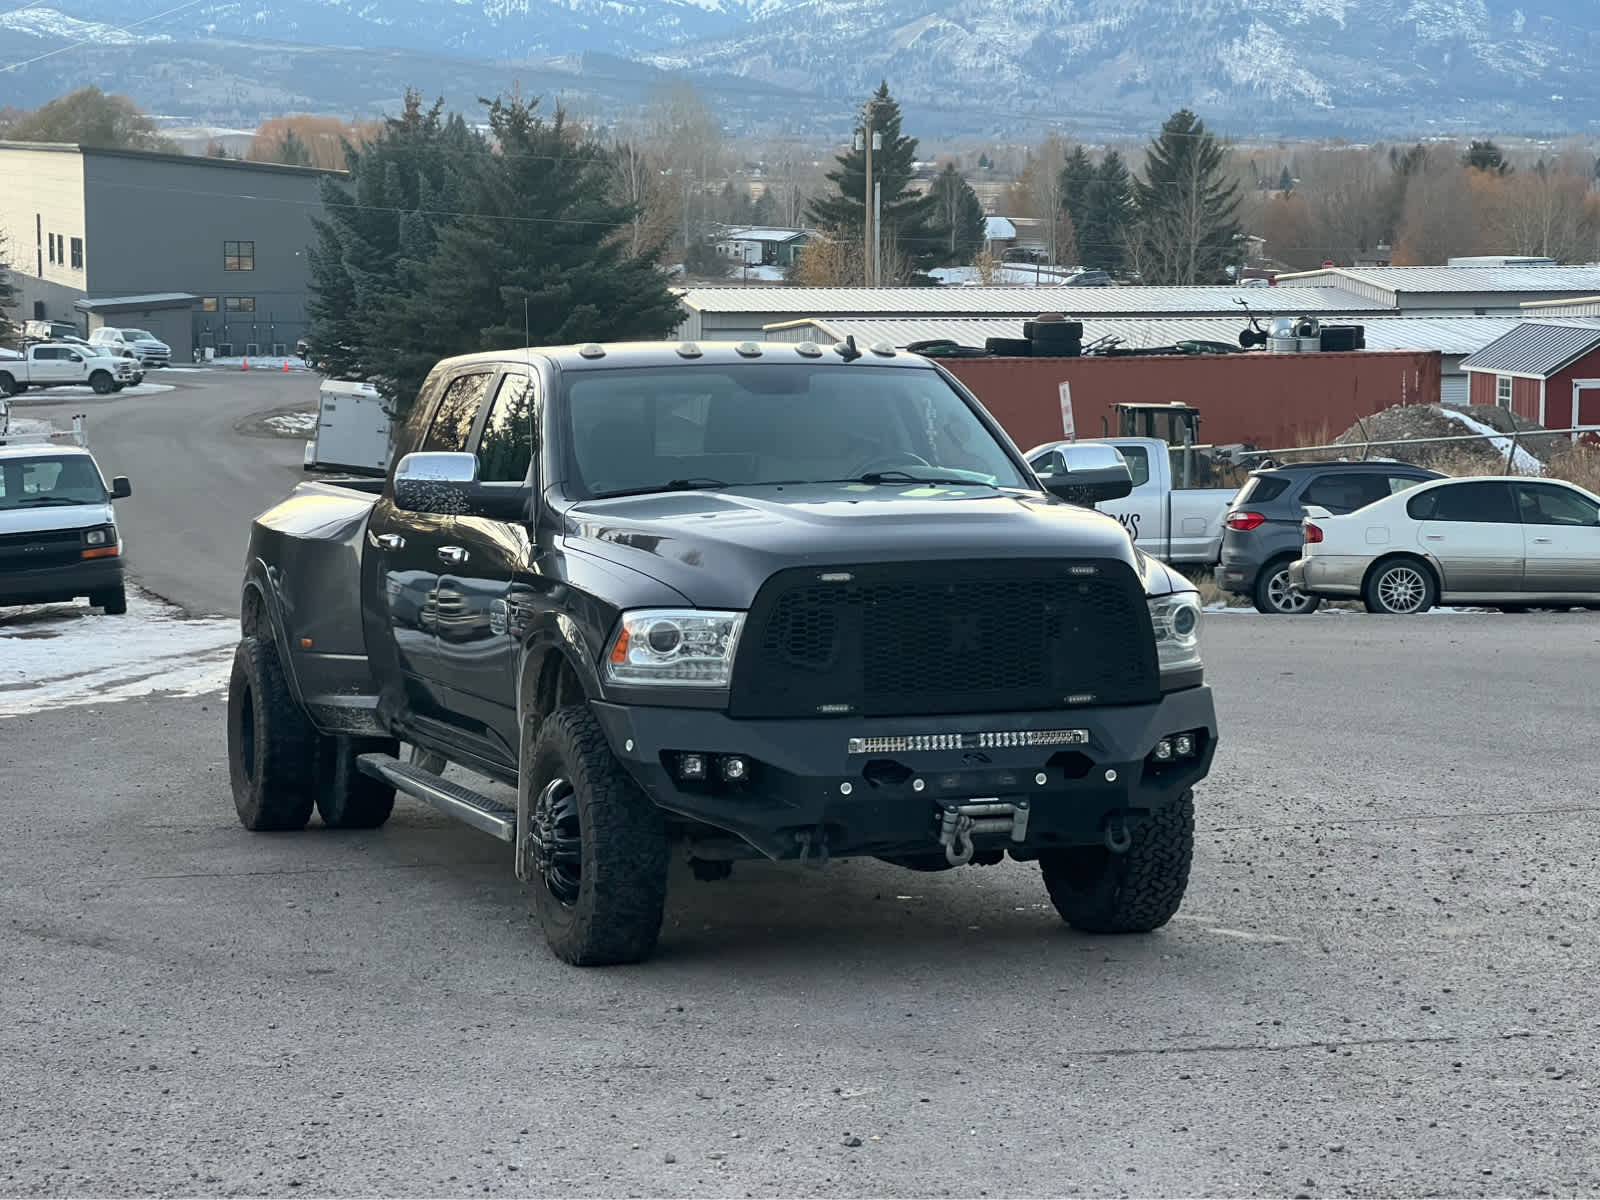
[5,612,1599,1196]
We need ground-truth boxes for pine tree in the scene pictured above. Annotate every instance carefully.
[751,187,778,227]
[1463,140,1510,175]
[369,89,682,415]
[926,163,987,264]
[0,227,18,349]
[806,82,939,281]
[1079,150,1134,272]
[276,129,313,167]
[1128,109,1243,285]
[1277,165,1293,193]
[305,90,487,398]
[1059,145,1094,237]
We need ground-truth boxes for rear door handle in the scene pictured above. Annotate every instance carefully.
[1424,534,1444,541]
[1533,537,1553,544]
[371,532,404,551]
[438,545,469,566]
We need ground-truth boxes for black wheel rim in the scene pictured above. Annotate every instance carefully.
[531,778,582,907]
[239,686,257,781]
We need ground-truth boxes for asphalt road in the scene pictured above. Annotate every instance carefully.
[5,375,1600,1195]
[14,367,316,616]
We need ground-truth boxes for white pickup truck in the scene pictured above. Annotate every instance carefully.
[0,343,138,396]
[1026,436,1238,567]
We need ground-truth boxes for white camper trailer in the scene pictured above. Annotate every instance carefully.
[304,380,392,474]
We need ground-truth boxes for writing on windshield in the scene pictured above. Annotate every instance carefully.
[563,363,1029,499]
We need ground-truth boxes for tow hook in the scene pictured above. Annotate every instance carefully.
[937,799,1031,867]
[1104,815,1133,854]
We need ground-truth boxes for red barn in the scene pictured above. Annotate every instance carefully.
[1461,321,1600,437]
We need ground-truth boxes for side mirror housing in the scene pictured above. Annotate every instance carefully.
[110,476,132,500]
[393,451,531,520]
[1034,442,1134,505]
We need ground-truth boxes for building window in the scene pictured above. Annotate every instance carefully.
[47,234,57,265]
[224,296,255,313]
[1496,375,1512,409]
[70,237,83,270]
[224,241,255,271]
[201,297,218,312]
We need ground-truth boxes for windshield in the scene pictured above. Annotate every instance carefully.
[0,455,108,509]
[562,363,1031,498]
[122,330,154,341]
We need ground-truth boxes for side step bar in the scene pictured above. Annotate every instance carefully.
[356,753,516,842]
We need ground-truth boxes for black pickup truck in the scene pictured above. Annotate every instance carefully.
[229,340,1217,965]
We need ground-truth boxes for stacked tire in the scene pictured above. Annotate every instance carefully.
[1025,315,1083,357]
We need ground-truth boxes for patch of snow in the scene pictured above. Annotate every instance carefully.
[266,412,318,435]
[0,588,237,718]
[1435,408,1544,474]
[0,5,155,44]
[2,417,52,440]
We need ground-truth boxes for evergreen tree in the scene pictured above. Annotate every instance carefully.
[276,129,313,167]
[1463,139,1510,174]
[1277,165,1293,192]
[1059,145,1094,237]
[1079,150,1134,272]
[0,227,18,349]
[1128,109,1243,284]
[750,187,778,227]
[926,163,986,264]
[806,82,939,281]
[370,90,682,415]
[305,90,487,398]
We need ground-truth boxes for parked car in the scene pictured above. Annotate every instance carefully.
[1027,436,1236,568]
[0,441,133,614]
[1290,475,1600,614]
[0,343,139,395]
[228,341,1218,966]
[1216,461,1444,613]
[90,327,171,367]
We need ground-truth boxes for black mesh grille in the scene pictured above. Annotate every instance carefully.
[0,529,83,571]
[730,559,1160,719]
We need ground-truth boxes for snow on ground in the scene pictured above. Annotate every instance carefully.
[0,589,237,718]
[2,416,52,439]
[1437,408,1545,474]
[265,412,317,435]
[31,382,177,399]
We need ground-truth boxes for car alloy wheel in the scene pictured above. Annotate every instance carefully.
[530,777,582,907]
[1375,565,1429,613]
[1264,564,1318,614]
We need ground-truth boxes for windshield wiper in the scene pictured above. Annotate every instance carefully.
[11,496,91,506]
[846,471,1001,488]
[592,478,729,499]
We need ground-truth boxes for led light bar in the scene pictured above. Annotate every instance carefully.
[847,729,1090,755]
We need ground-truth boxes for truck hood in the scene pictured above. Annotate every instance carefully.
[563,483,1143,609]
[0,502,114,535]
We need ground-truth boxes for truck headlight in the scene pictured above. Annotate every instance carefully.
[604,609,745,687]
[1148,592,1202,676]
[83,525,115,546]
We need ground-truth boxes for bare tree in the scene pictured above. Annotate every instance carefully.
[646,81,725,255]
[1029,132,1071,265]
[609,139,678,260]
[1393,158,1479,264]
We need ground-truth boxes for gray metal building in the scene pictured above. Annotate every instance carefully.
[0,142,336,363]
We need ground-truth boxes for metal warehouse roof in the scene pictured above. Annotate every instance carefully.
[1460,321,1600,377]
[1522,295,1600,317]
[766,315,1533,357]
[1277,266,1600,295]
[679,285,1392,316]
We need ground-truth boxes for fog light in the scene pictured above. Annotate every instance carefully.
[1174,734,1196,758]
[1153,739,1173,762]
[720,755,749,783]
[678,753,707,781]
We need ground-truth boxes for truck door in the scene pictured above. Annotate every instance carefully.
[1099,441,1162,553]
[431,369,537,765]
[31,346,71,385]
[360,369,496,727]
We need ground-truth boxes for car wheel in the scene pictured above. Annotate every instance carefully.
[1363,558,1436,615]
[89,371,115,395]
[91,585,127,615]
[521,704,669,966]
[314,735,399,829]
[227,636,317,831]
[1039,791,1195,934]
[1252,557,1321,615]
[0,373,15,396]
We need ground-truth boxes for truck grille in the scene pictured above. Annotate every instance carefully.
[0,528,82,571]
[729,559,1160,719]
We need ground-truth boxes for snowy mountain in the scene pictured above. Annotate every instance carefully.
[4,0,1599,134]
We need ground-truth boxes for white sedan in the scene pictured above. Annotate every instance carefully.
[1290,475,1600,614]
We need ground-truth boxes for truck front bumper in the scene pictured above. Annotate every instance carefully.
[0,556,123,606]
[591,686,1216,862]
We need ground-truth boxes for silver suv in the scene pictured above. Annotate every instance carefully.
[90,327,171,368]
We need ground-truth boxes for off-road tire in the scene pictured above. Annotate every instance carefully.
[1252,555,1321,615]
[315,735,399,829]
[91,585,127,615]
[0,372,15,396]
[89,371,115,395]
[1039,790,1195,934]
[1362,556,1437,615]
[227,636,317,831]
[523,704,669,966]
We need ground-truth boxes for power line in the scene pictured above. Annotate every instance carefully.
[0,0,210,72]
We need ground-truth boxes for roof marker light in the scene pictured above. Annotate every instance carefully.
[578,343,606,358]
[676,342,703,358]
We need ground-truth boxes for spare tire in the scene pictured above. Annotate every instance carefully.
[1027,319,1083,341]
[985,337,1033,356]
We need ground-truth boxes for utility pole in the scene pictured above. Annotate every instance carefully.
[856,104,883,286]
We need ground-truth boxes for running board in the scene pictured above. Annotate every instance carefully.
[356,753,516,842]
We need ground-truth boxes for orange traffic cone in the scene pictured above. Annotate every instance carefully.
[282,359,290,372]
[242,356,249,371]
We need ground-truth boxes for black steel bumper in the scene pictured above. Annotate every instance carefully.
[591,686,1217,861]
[0,557,123,606]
